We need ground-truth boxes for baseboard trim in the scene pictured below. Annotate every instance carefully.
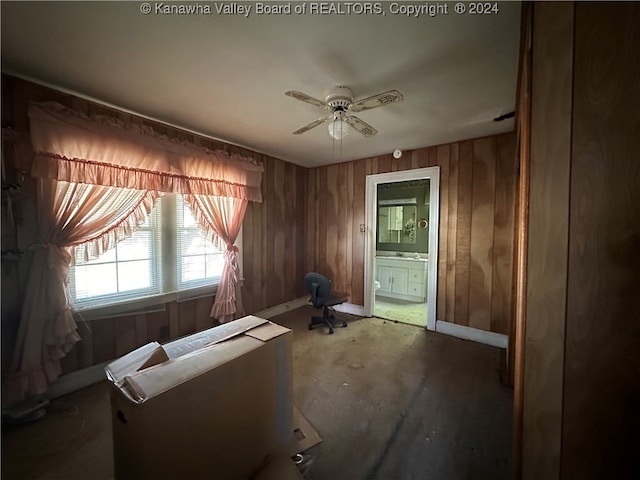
[254,297,310,319]
[46,361,110,401]
[435,320,508,349]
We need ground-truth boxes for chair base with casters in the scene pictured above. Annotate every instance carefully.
[304,272,348,335]
[309,305,347,334]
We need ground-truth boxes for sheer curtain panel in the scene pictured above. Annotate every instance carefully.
[5,179,157,404]
[4,102,262,404]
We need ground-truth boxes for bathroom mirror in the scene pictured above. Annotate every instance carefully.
[378,205,417,244]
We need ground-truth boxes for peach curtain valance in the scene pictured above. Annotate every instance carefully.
[28,102,264,202]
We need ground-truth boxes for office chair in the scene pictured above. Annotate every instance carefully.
[304,272,348,334]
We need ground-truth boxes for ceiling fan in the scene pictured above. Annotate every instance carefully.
[285,86,403,139]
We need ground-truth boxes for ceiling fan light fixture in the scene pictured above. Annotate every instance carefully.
[328,112,350,140]
[286,86,401,138]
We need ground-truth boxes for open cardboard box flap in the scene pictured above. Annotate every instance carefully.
[104,315,289,403]
[256,406,323,480]
[104,341,167,387]
[163,315,269,357]
[291,406,322,454]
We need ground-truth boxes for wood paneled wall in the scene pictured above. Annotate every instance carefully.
[562,3,640,477]
[511,1,532,477]
[520,2,640,478]
[243,156,308,314]
[306,132,517,335]
[1,75,306,376]
[522,3,574,477]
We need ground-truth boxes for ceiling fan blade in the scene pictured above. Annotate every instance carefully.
[344,115,378,137]
[292,116,329,135]
[285,91,326,108]
[350,89,404,112]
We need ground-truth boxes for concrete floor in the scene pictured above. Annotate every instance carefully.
[1,306,512,480]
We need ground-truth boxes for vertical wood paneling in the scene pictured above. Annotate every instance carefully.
[251,172,264,312]
[454,141,474,327]
[260,158,270,309]
[325,164,340,281]
[242,155,307,313]
[491,134,516,335]
[135,314,147,347]
[308,168,316,273]
[512,3,533,474]
[178,300,196,337]
[317,167,327,273]
[436,145,450,323]
[412,148,430,169]
[519,4,640,477]
[92,318,116,364]
[194,297,214,332]
[295,165,307,293]
[251,188,264,312]
[60,342,78,374]
[305,168,317,277]
[428,146,438,167]
[115,316,136,357]
[242,201,256,314]
[445,144,459,325]
[147,309,170,344]
[74,323,94,370]
[273,159,286,304]
[562,3,640,478]
[523,3,574,478]
[265,158,277,305]
[468,137,496,331]
[168,302,179,339]
[351,159,367,305]
[338,162,352,296]
[377,154,391,174]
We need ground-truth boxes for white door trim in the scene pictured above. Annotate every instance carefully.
[364,167,440,331]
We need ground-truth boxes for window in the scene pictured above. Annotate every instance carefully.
[176,195,225,290]
[70,194,228,310]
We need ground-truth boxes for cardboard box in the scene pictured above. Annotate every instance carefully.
[106,316,293,480]
[257,407,323,480]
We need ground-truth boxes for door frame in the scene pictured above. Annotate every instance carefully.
[364,167,440,331]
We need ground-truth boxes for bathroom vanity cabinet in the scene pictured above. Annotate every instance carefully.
[375,257,428,302]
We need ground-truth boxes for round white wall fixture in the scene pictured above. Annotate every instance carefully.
[393,149,402,159]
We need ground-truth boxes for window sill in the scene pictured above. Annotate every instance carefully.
[72,278,244,322]
[73,284,218,322]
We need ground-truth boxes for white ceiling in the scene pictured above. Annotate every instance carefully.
[1,1,521,167]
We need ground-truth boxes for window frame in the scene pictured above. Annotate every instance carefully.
[175,194,225,292]
[68,209,163,309]
[69,193,242,316]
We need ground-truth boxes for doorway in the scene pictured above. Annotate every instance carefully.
[364,167,440,330]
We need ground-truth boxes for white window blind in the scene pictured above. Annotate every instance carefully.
[70,194,227,311]
[176,195,225,290]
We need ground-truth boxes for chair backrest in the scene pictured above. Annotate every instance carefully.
[304,272,331,308]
